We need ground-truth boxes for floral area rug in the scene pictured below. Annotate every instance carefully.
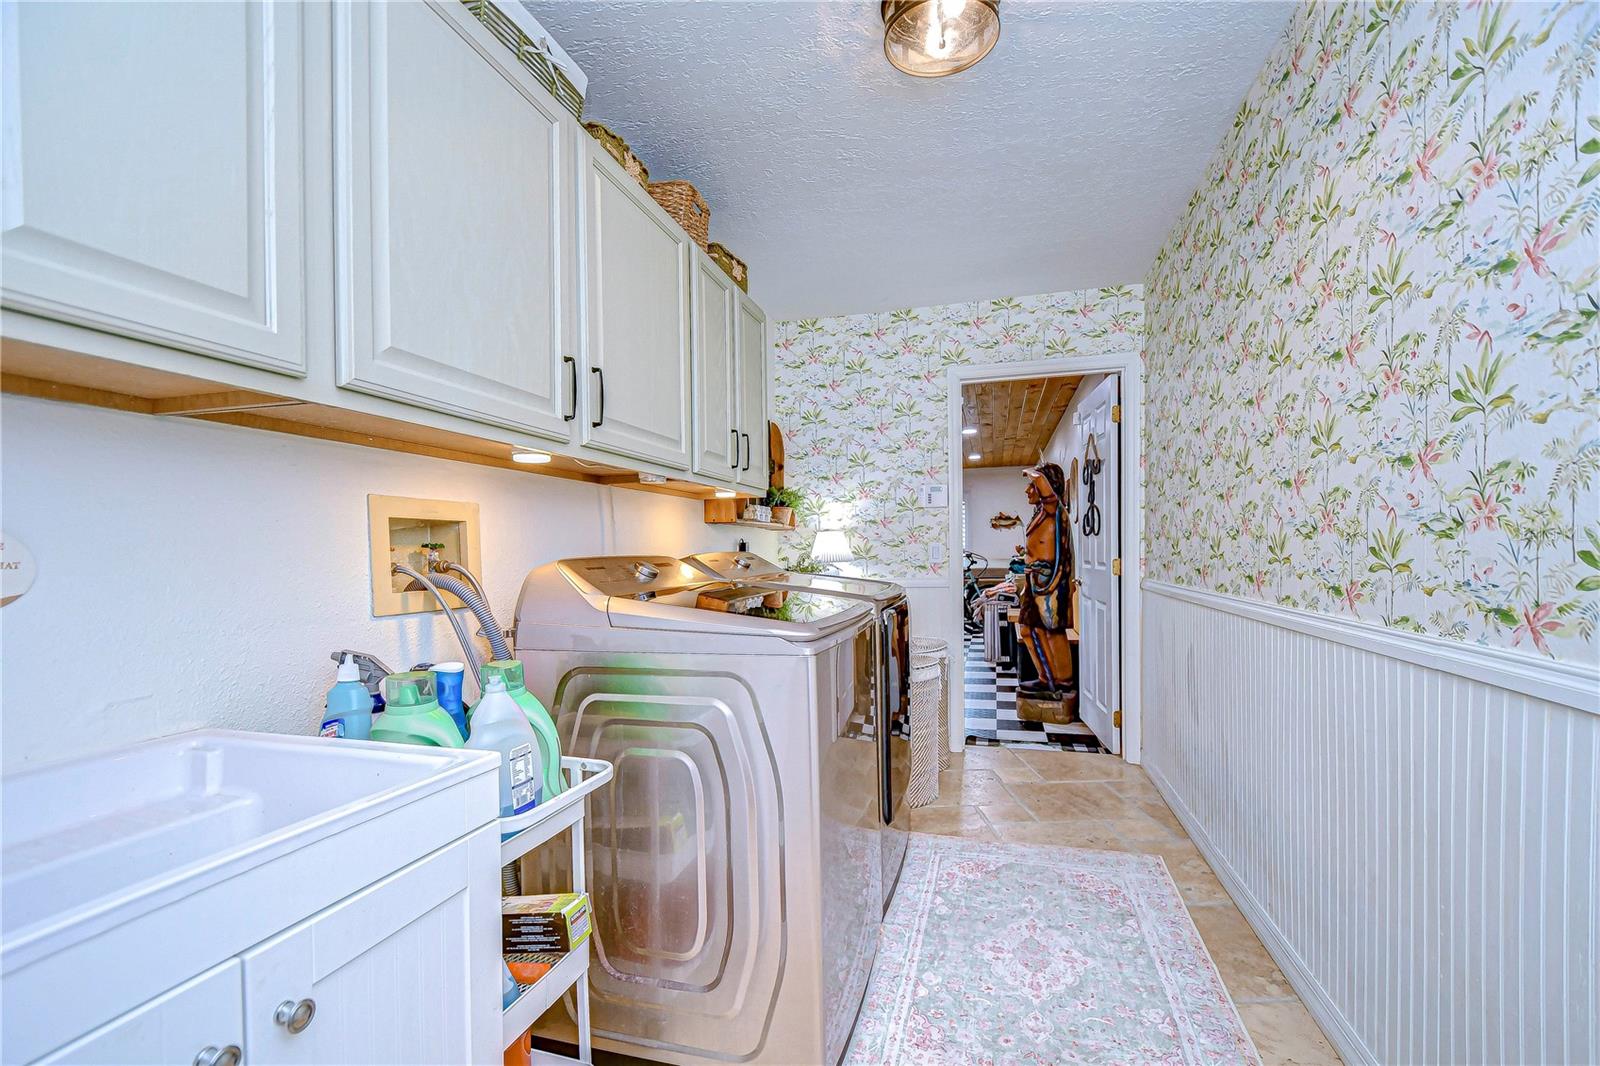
[845,834,1259,1065]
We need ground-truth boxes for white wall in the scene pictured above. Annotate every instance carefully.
[0,395,775,773]
[1142,583,1599,1065]
[960,466,1029,565]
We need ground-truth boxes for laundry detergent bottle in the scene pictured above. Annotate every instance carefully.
[371,672,464,748]
[465,676,542,816]
[481,660,564,798]
[320,654,374,740]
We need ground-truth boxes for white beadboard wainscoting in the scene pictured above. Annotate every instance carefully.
[1141,581,1599,1066]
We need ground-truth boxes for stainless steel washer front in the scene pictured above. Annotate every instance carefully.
[557,669,783,1062]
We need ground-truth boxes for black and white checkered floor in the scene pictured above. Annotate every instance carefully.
[963,634,1107,752]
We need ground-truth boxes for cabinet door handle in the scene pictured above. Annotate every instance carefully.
[563,356,577,422]
[274,998,316,1034]
[590,367,605,428]
[741,432,751,472]
[730,429,739,469]
[194,1047,242,1066]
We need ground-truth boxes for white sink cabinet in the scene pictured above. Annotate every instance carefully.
[1,731,502,1065]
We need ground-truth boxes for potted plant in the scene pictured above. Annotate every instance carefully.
[763,486,803,528]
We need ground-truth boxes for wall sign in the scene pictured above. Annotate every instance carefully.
[1,533,37,606]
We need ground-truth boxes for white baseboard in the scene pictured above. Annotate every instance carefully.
[1144,762,1376,1066]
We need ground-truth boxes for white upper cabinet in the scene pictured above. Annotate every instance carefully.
[580,144,692,470]
[691,250,739,483]
[334,0,578,441]
[735,294,770,493]
[0,0,320,376]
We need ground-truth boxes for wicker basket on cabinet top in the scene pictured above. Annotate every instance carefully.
[647,180,710,250]
[707,243,748,291]
[584,122,649,188]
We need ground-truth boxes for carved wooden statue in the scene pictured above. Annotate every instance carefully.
[1016,462,1076,701]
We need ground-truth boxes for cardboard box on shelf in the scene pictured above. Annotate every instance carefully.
[503,893,591,953]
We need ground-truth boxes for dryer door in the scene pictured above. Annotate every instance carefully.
[555,669,784,1061]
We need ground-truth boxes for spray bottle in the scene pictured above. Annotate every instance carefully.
[320,654,374,740]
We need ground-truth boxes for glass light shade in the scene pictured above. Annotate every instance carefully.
[882,0,1000,78]
[811,529,855,565]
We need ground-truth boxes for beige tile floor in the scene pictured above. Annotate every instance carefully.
[910,746,1343,1066]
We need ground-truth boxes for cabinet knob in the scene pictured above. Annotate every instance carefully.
[274,998,316,1034]
[194,1046,242,1066]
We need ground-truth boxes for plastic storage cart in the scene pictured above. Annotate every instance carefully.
[499,757,613,1063]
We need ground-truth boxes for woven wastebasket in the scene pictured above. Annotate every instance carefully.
[910,637,950,771]
[905,657,943,809]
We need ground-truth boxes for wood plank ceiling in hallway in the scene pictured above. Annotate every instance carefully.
[961,376,1079,468]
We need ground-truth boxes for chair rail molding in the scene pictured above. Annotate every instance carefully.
[1143,579,1599,715]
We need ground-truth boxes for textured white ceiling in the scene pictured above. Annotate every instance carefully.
[526,1,1293,319]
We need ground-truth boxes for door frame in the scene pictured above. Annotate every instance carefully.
[944,349,1144,764]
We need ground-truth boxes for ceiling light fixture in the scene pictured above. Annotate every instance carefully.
[882,0,1000,79]
[961,426,978,436]
[511,449,552,464]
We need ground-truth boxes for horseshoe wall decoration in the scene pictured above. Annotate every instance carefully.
[1080,434,1103,537]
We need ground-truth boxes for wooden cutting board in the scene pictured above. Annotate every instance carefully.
[768,421,785,489]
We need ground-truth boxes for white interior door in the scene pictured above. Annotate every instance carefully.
[1073,376,1120,753]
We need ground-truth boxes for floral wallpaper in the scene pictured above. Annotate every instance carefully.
[1144,1,1600,663]
[771,288,1143,580]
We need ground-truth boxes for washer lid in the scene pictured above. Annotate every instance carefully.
[559,556,708,599]
[684,552,905,606]
[606,585,872,641]
[551,557,871,640]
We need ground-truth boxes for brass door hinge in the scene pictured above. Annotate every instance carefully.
[1113,709,1123,727]
[1111,557,1122,576]
[1110,404,1121,424]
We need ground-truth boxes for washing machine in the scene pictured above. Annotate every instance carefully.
[682,552,911,915]
[514,557,884,1066]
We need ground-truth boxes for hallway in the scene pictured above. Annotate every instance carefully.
[962,634,1106,751]
[909,745,1342,1065]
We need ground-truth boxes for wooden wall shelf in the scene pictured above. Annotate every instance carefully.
[701,497,796,530]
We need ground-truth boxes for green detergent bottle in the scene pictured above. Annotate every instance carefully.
[371,672,464,748]
[481,660,564,797]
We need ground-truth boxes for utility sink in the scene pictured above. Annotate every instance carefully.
[1,730,496,959]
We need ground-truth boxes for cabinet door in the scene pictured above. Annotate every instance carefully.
[735,295,770,493]
[38,961,243,1066]
[241,835,498,1066]
[691,251,739,483]
[335,1,577,441]
[0,1,315,376]
[581,146,692,469]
